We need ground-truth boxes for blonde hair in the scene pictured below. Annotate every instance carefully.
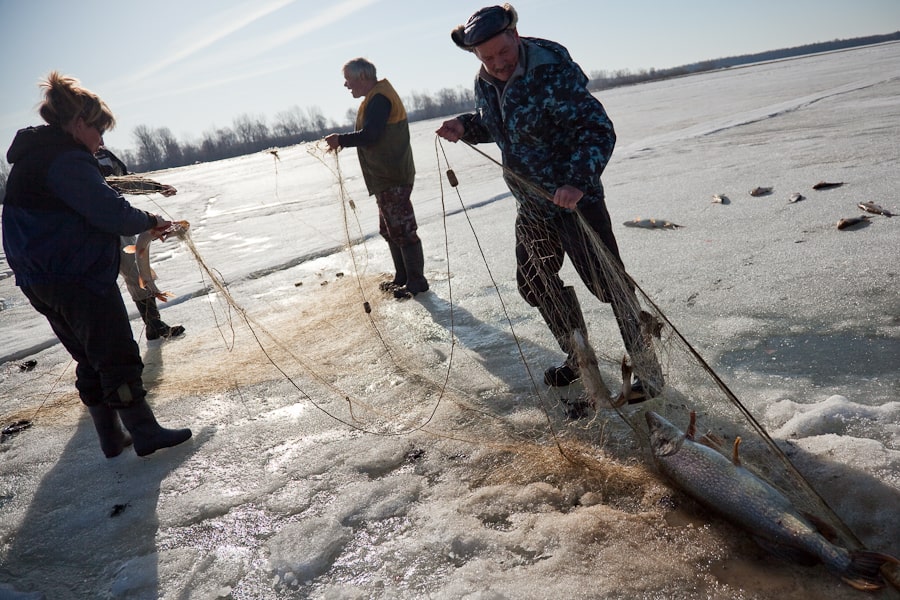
[38,71,116,132]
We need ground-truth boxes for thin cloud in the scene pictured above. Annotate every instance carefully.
[124,0,380,86]
[124,0,297,84]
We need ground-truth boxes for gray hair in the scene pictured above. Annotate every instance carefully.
[342,58,377,81]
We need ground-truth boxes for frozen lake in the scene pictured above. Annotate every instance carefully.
[1,42,898,599]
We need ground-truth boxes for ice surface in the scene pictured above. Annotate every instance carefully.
[1,43,899,599]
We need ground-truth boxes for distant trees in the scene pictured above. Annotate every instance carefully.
[0,31,897,188]
[588,31,900,91]
[119,87,475,173]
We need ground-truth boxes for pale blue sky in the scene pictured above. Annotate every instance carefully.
[1,0,898,153]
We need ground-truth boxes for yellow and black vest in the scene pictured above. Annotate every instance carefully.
[356,79,415,195]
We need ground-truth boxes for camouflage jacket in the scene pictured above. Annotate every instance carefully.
[459,37,616,220]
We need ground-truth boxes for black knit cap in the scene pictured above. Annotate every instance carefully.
[451,4,518,51]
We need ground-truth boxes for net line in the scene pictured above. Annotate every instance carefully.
[443,137,865,550]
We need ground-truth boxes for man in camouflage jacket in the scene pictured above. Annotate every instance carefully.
[438,4,663,398]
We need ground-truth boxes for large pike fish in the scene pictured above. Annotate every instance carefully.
[123,220,190,302]
[645,410,899,591]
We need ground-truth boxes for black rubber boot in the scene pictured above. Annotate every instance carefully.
[537,286,587,386]
[380,239,408,292]
[393,241,429,299]
[115,391,192,457]
[135,297,185,340]
[87,404,133,458]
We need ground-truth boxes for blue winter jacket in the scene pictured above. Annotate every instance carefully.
[458,37,616,220]
[2,125,158,294]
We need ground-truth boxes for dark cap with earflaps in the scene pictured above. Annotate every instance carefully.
[451,4,518,51]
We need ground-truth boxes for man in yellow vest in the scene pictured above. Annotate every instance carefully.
[325,58,428,299]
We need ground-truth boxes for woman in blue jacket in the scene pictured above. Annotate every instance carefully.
[2,72,191,458]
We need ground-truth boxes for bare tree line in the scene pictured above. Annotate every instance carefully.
[106,85,476,173]
[1,32,897,196]
[588,31,900,90]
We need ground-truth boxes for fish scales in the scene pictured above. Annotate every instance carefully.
[645,411,899,591]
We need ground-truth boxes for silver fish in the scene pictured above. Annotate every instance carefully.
[813,181,843,190]
[623,218,683,230]
[645,411,899,591]
[837,215,873,230]
[858,201,894,218]
[711,194,730,204]
[749,187,773,197]
[788,192,805,203]
[123,221,189,302]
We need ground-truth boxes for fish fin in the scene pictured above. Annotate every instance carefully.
[619,356,633,403]
[731,436,742,466]
[123,245,137,254]
[686,411,697,440]
[841,551,900,592]
[752,536,819,566]
[155,291,174,303]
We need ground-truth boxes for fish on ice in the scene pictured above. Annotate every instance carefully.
[749,187,773,197]
[645,411,899,591]
[123,220,190,302]
[837,215,873,230]
[812,181,844,190]
[623,218,683,230]
[858,201,894,217]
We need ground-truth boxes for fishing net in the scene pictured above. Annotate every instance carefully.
[288,139,869,558]
[64,140,874,566]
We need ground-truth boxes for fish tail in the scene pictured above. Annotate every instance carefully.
[840,550,900,591]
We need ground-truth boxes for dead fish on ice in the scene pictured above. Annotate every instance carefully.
[124,220,190,302]
[813,181,844,190]
[749,187,773,197]
[623,218,683,230]
[711,194,730,204]
[837,215,873,230]
[858,201,893,217]
[645,411,900,591]
[788,192,805,203]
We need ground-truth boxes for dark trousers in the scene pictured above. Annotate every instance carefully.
[375,184,421,247]
[22,282,145,407]
[515,201,661,381]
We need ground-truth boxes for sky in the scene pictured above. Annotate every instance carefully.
[1,0,899,154]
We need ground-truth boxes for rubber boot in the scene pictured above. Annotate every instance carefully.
[135,297,185,340]
[537,286,588,386]
[380,239,408,292]
[87,404,133,458]
[393,241,429,299]
[115,392,192,457]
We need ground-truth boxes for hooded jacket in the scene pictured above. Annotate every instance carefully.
[2,125,158,294]
[458,37,616,220]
